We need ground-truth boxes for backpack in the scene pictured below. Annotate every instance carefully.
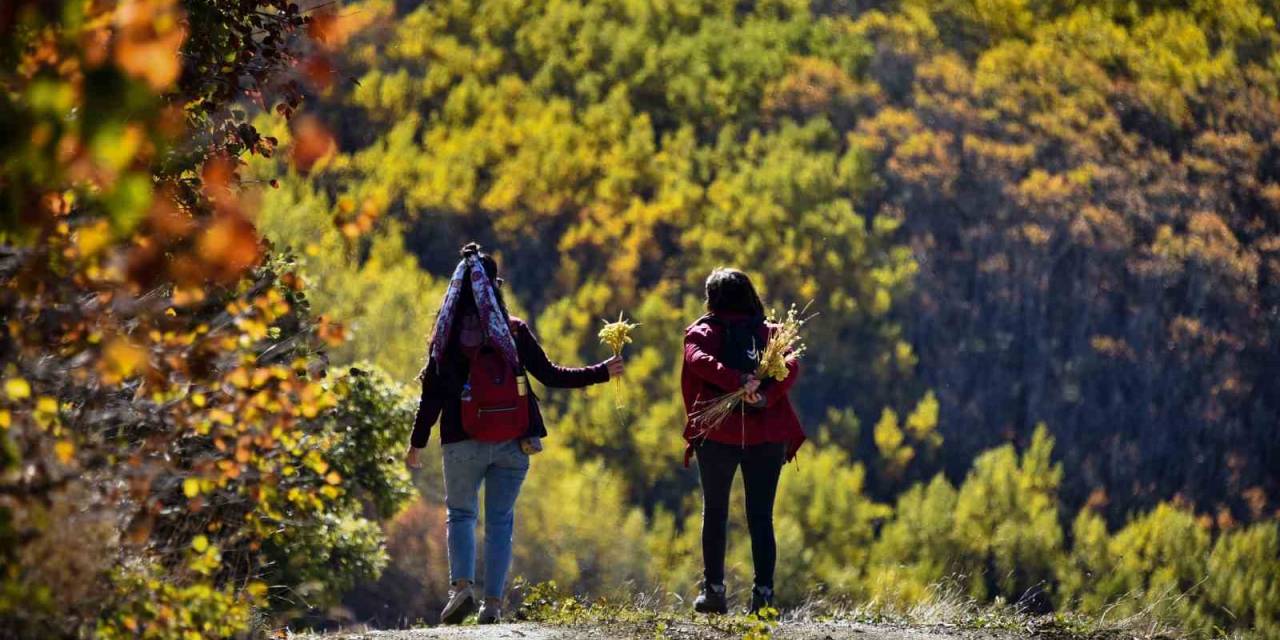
[459,335,531,442]
[699,314,765,376]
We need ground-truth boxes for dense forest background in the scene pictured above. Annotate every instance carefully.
[3,0,1280,637]
[245,0,1280,634]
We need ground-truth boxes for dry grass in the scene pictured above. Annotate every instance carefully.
[781,585,1197,640]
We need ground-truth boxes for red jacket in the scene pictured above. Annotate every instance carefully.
[681,314,806,464]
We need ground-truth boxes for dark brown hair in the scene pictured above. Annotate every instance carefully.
[704,267,764,317]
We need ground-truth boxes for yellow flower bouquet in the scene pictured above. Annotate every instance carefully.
[598,311,639,409]
[689,303,812,435]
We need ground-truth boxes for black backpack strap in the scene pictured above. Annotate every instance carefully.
[506,318,528,376]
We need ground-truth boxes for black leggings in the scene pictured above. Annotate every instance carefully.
[694,440,785,589]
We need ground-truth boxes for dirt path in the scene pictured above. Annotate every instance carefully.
[307,621,1021,640]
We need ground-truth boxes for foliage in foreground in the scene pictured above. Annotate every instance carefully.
[1,1,413,636]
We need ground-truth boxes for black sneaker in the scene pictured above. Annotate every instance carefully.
[749,585,774,616]
[440,586,477,625]
[477,600,501,624]
[694,583,728,615]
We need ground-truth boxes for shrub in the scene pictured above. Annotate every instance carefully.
[951,425,1064,607]
[865,474,961,607]
[1205,521,1280,636]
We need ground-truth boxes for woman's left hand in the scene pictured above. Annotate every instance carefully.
[605,354,625,378]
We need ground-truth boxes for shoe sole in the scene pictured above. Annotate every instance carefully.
[441,597,477,625]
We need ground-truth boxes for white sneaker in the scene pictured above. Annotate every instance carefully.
[440,586,477,625]
[477,600,501,624]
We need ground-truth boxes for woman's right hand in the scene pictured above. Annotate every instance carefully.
[605,354,625,379]
[405,445,422,470]
[743,375,761,395]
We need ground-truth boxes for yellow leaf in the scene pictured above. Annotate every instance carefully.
[191,393,206,407]
[36,396,57,414]
[54,440,75,463]
[325,470,342,485]
[4,378,31,400]
[91,123,144,172]
[183,477,200,498]
[74,220,113,258]
[191,535,209,552]
[246,581,268,598]
[0,410,9,429]
[242,319,269,341]
[299,401,319,419]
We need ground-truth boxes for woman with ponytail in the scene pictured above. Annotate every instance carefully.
[405,243,624,624]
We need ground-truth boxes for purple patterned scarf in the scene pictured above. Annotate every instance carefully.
[427,256,520,371]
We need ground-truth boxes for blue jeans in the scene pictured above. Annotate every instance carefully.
[442,439,530,599]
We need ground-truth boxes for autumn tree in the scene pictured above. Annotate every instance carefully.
[1,1,413,635]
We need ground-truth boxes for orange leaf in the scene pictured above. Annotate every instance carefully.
[201,154,236,198]
[316,316,345,346]
[290,115,336,174]
[149,188,195,238]
[100,338,148,383]
[301,54,337,91]
[54,440,75,463]
[197,214,261,281]
[113,0,186,90]
[306,7,362,50]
